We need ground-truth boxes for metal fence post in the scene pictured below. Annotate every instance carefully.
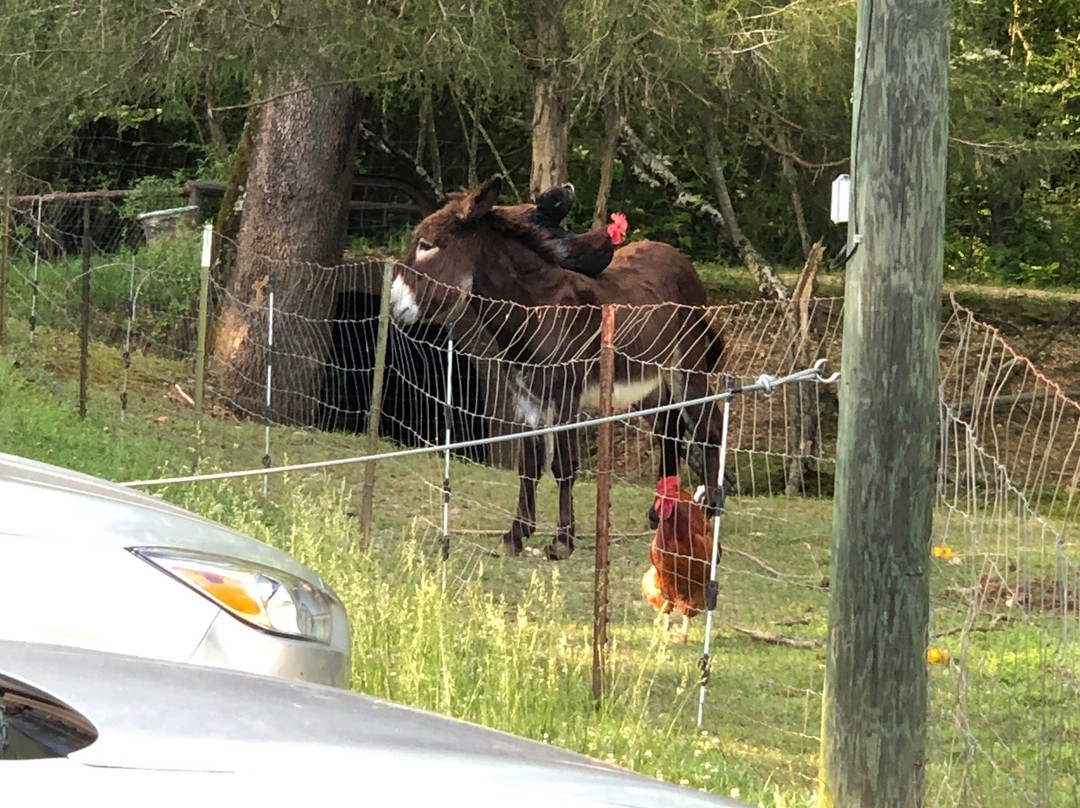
[440,320,455,591]
[262,289,274,497]
[29,196,42,342]
[592,304,615,705]
[78,201,91,419]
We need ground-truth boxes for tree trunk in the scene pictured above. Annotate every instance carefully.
[212,100,259,292]
[703,123,790,301]
[592,102,620,228]
[529,3,570,196]
[210,78,360,426]
[783,241,824,495]
[820,0,948,803]
[774,116,812,260]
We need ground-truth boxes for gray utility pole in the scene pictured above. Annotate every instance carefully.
[820,0,949,806]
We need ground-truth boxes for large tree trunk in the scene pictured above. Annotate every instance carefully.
[211,79,360,426]
[529,2,570,196]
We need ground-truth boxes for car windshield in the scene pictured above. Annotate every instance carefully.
[1,676,96,760]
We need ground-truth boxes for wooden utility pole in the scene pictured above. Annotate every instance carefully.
[819,0,949,806]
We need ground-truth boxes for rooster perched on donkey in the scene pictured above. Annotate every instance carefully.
[529,183,627,277]
[642,475,720,644]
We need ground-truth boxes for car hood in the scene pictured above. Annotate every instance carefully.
[0,452,320,587]
[0,642,746,808]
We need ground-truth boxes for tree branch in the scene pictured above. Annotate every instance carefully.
[745,118,849,171]
[355,120,444,204]
[703,122,790,301]
[730,625,824,649]
[619,120,731,238]
[620,119,789,301]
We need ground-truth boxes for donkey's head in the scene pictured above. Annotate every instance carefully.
[390,176,565,326]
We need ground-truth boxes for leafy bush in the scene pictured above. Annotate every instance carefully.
[119,174,186,221]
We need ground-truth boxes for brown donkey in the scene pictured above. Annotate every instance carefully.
[390,176,724,560]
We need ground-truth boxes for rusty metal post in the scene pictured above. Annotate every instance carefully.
[78,201,91,419]
[592,304,616,705]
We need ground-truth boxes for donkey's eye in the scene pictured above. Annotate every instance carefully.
[415,238,440,262]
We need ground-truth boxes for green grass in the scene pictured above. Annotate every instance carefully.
[1,325,1077,807]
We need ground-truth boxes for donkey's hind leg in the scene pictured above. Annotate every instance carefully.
[646,388,687,529]
[679,371,725,517]
[503,434,545,556]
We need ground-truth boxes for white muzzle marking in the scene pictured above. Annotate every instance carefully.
[390,276,419,325]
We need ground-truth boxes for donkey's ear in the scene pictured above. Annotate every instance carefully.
[459,175,502,222]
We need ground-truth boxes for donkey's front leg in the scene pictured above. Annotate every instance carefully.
[503,434,545,556]
[546,417,580,560]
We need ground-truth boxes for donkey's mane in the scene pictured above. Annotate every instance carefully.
[489,206,565,267]
[443,194,565,268]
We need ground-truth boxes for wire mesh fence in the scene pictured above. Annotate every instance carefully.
[1,190,1077,805]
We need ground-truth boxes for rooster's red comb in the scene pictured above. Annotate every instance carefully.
[606,212,627,245]
[653,475,681,521]
[656,475,681,494]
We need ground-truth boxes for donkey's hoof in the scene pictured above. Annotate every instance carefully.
[545,540,574,561]
[502,534,524,557]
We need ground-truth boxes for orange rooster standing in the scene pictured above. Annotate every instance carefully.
[641,475,719,643]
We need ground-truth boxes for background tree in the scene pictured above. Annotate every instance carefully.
[2,0,1076,297]
[210,80,361,423]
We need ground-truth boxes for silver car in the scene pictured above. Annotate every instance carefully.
[0,641,752,807]
[0,452,350,687]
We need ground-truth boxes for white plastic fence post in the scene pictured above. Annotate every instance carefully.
[263,290,274,498]
[697,378,733,728]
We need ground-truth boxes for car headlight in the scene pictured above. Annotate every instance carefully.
[130,548,336,644]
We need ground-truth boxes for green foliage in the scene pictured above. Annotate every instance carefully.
[2,0,1077,289]
[119,175,186,221]
[4,231,201,347]
[946,0,1080,287]
[345,227,414,257]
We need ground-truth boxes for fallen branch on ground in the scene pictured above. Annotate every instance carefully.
[730,625,823,649]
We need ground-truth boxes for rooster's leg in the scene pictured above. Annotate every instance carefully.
[653,608,671,637]
[679,613,690,645]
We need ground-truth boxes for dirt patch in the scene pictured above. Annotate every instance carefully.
[947,571,1080,614]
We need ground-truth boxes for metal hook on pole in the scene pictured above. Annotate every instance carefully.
[812,357,841,384]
